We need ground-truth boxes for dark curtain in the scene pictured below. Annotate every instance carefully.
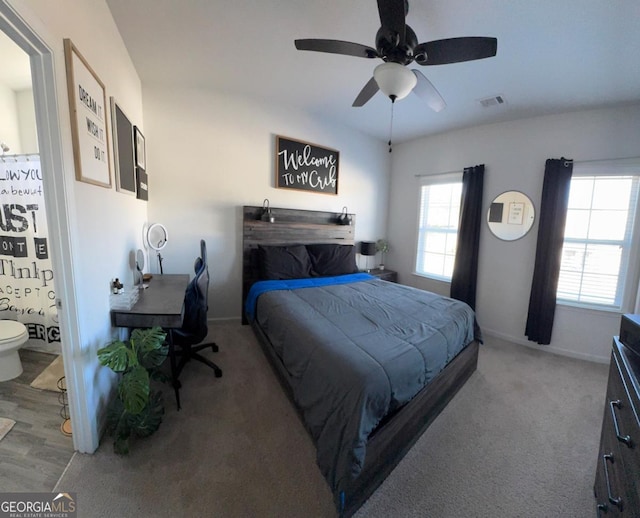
[450,164,484,310]
[525,158,573,345]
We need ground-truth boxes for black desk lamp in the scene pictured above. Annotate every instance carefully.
[360,241,376,272]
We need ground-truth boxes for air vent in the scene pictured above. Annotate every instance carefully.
[478,95,506,108]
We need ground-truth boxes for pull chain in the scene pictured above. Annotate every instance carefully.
[388,99,395,153]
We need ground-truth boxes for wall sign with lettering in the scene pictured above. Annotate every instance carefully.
[64,39,112,188]
[275,136,339,195]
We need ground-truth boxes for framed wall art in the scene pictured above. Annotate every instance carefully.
[275,135,339,195]
[136,168,148,201]
[110,97,136,195]
[63,39,111,188]
[134,126,146,170]
[508,202,525,225]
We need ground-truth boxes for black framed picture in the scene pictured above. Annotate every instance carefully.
[134,126,146,170]
[275,135,339,195]
[488,202,504,223]
[110,97,136,195]
[136,167,148,201]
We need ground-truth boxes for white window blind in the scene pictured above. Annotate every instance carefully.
[557,168,640,310]
[415,175,462,280]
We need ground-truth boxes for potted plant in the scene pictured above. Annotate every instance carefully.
[97,326,168,454]
[376,239,389,270]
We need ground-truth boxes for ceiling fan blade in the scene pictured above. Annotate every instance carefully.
[411,70,446,112]
[377,0,407,44]
[414,37,497,66]
[352,77,380,107]
[295,39,378,59]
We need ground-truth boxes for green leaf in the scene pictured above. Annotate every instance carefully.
[131,327,168,369]
[127,390,164,438]
[139,345,169,370]
[149,369,170,384]
[131,327,166,352]
[97,340,131,372]
[106,397,131,454]
[119,365,150,414]
[113,435,130,455]
[105,395,126,435]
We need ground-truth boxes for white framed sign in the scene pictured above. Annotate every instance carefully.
[64,39,111,188]
[508,202,525,225]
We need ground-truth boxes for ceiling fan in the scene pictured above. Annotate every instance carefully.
[294,0,497,110]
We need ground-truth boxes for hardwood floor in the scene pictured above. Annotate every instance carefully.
[0,349,74,492]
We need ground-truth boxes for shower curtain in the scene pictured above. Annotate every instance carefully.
[0,155,60,353]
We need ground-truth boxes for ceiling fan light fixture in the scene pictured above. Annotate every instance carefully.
[373,62,416,101]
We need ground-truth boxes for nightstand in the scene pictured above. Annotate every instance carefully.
[367,268,398,283]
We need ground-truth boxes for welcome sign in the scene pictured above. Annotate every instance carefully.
[275,136,339,195]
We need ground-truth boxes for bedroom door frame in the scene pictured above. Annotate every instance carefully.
[0,1,91,453]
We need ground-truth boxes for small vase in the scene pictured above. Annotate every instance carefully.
[379,264,385,270]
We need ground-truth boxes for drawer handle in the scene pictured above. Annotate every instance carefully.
[602,453,623,511]
[609,399,633,447]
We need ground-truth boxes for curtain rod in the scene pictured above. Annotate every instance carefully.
[415,157,640,174]
[414,169,464,178]
[0,153,39,162]
[567,155,640,166]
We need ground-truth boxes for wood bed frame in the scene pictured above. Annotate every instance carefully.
[241,205,479,517]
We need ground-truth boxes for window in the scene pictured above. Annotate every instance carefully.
[557,171,640,310]
[415,178,462,280]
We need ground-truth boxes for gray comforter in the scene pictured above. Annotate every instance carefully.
[254,277,476,494]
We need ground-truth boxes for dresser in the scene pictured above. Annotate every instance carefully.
[594,323,640,516]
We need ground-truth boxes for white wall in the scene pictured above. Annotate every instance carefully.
[9,0,147,451]
[15,88,37,153]
[143,86,390,318]
[0,82,21,153]
[388,104,640,362]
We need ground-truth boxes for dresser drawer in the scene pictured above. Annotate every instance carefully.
[608,350,638,453]
[595,334,640,516]
[612,340,640,510]
[595,399,631,515]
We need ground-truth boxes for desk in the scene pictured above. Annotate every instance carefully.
[110,274,189,409]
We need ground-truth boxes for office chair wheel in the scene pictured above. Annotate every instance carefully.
[214,367,222,378]
[211,343,219,352]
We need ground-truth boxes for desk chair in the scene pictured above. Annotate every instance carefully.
[169,240,222,407]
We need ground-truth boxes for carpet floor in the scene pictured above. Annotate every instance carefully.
[55,321,608,517]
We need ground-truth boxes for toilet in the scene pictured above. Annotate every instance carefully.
[0,320,29,382]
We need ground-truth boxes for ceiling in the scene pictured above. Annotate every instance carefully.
[3,2,640,144]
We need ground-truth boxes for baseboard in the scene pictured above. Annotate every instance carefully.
[208,316,241,324]
[481,327,610,364]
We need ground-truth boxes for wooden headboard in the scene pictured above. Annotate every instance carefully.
[241,205,355,323]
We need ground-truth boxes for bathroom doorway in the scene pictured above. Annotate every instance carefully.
[0,31,60,355]
[0,28,73,491]
[0,0,97,480]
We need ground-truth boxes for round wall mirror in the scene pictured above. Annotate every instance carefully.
[487,191,535,241]
[146,223,168,251]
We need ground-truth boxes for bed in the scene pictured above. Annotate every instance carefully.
[242,205,480,517]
